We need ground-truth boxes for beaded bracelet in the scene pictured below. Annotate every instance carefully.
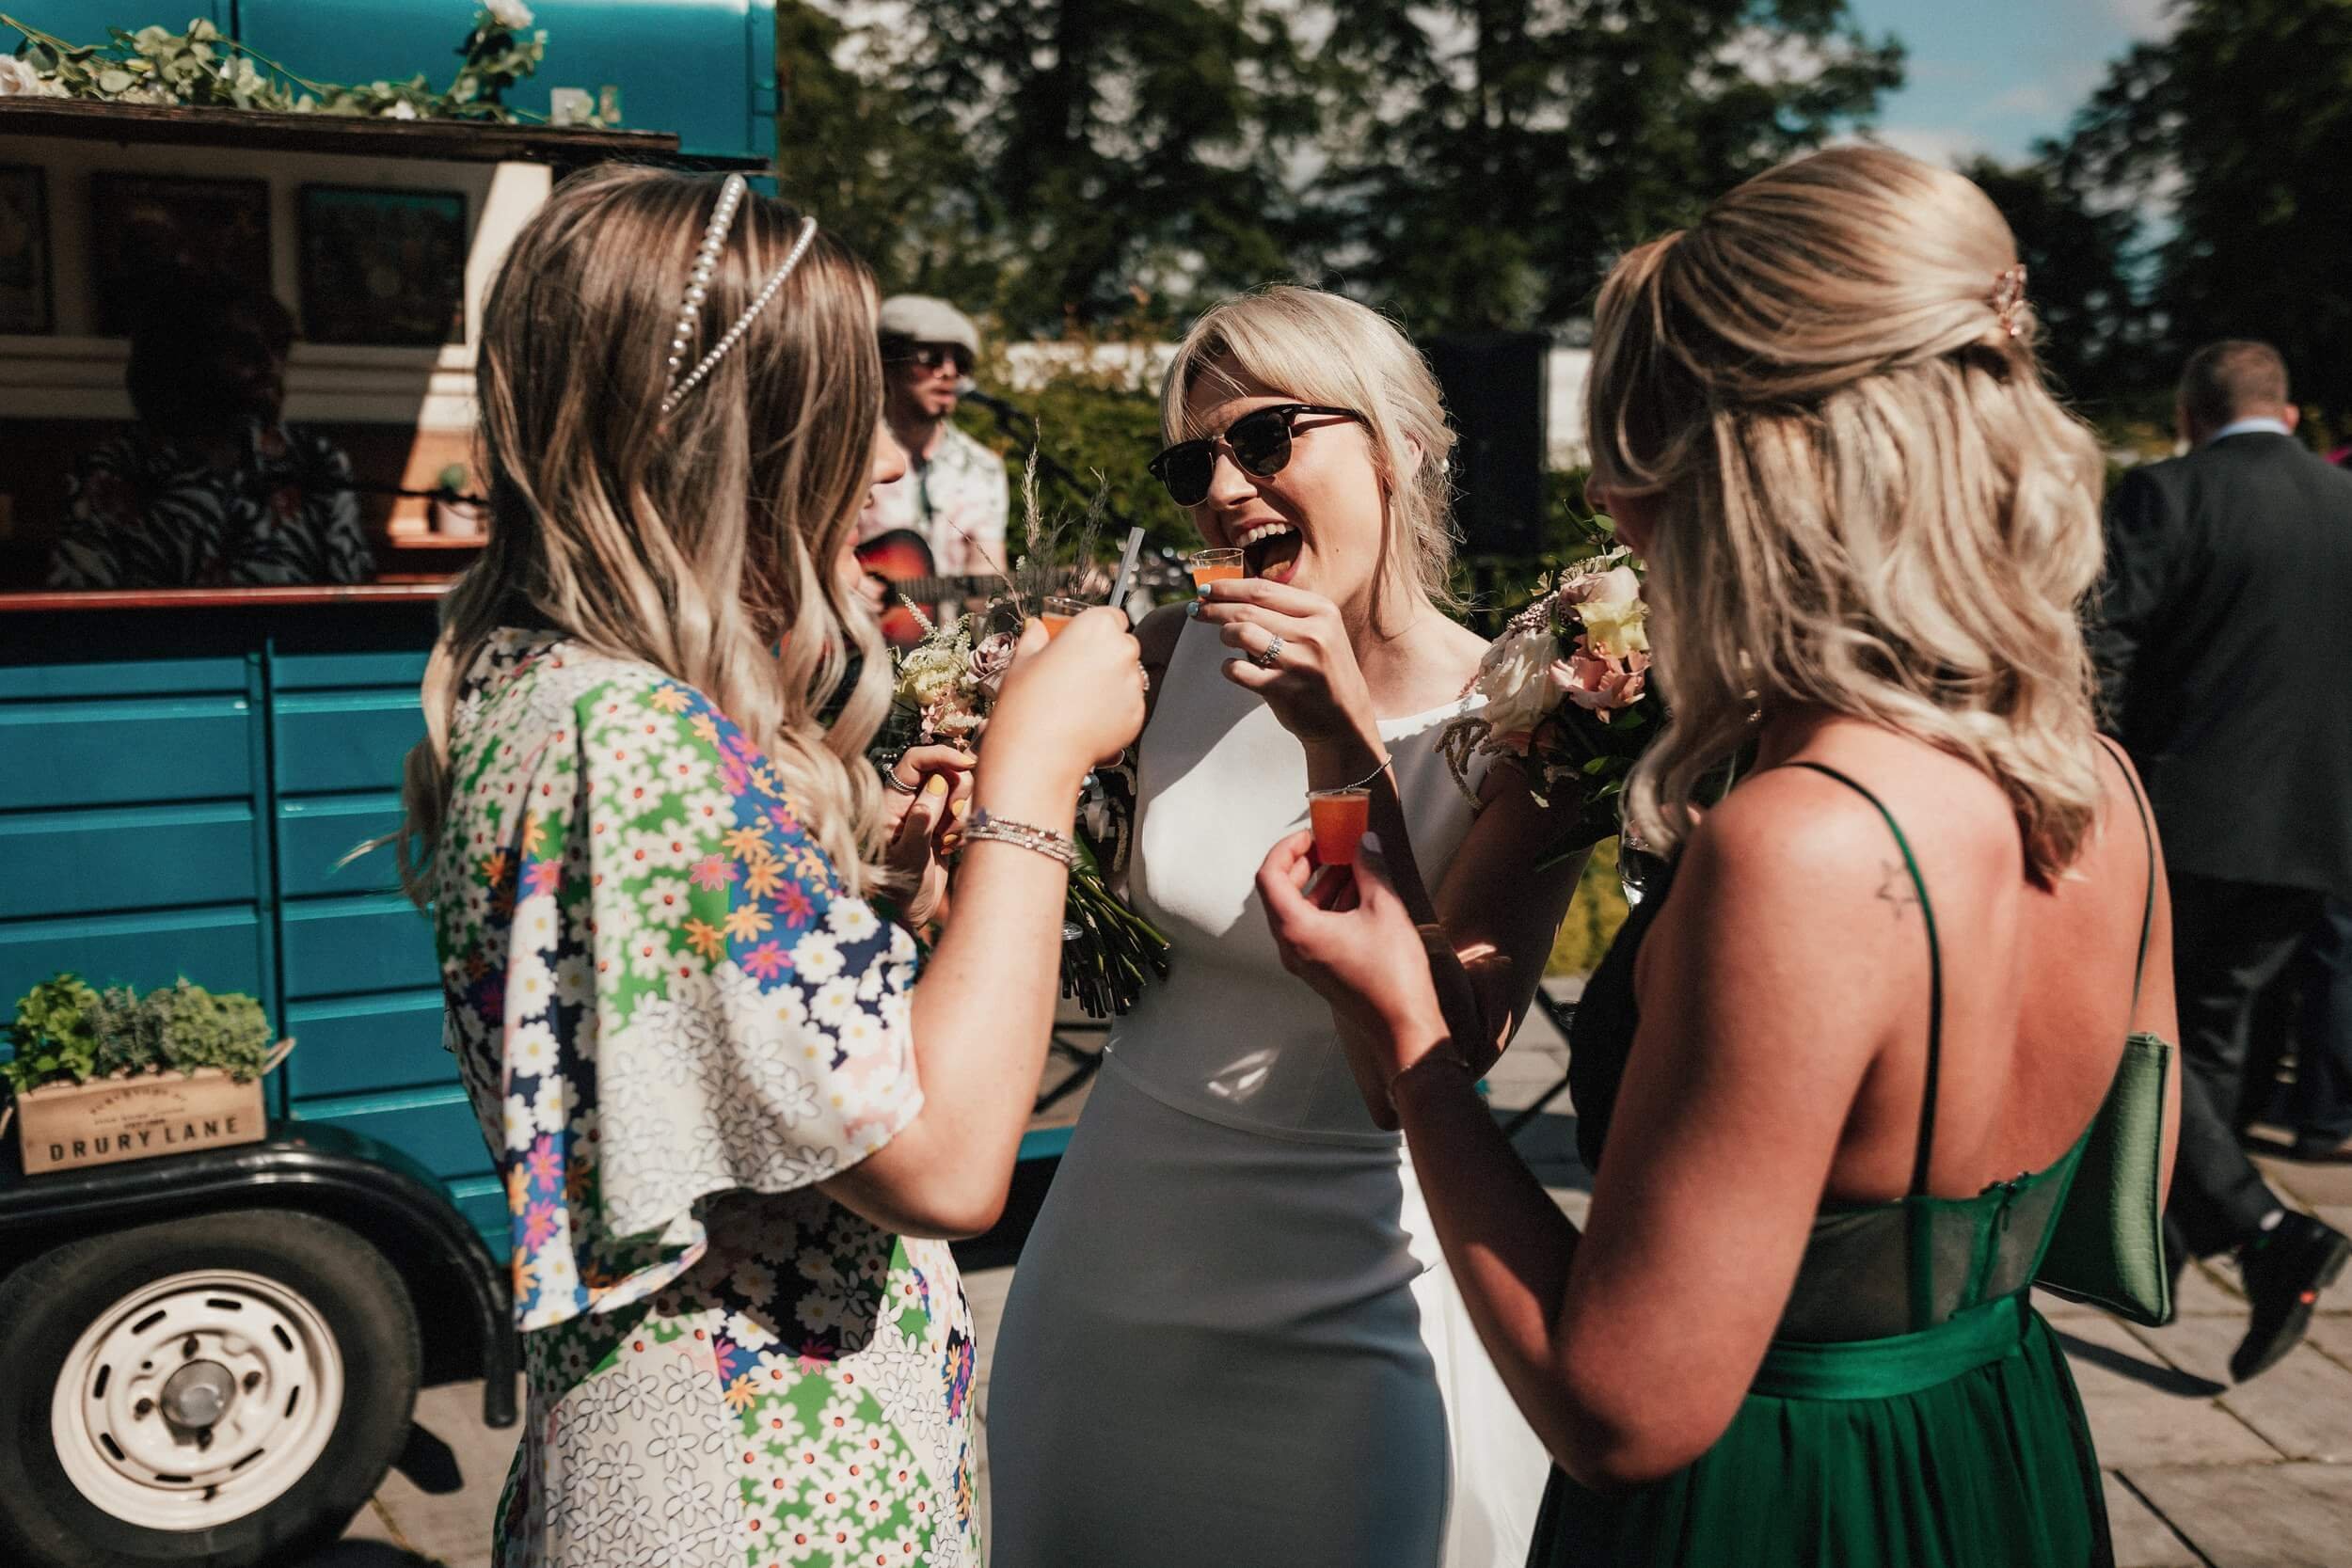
[961,807,1081,870]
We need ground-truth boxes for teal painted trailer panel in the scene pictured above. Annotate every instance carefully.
[280,894,440,999]
[447,1174,511,1247]
[0,904,265,997]
[10,3,231,42]
[0,657,250,701]
[271,652,430,691]
[0,802,258,921]
[290,1087,493,1183]
[271,692,423,797]
[0,697,253,811]
[277,794,404,898]
[237,0,772,160]
[283,990,451,1100]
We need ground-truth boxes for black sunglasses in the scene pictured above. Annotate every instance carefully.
[899,342,972,375]
[1148,403,1362,507]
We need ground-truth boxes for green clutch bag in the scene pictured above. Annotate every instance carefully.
[2036,744,2174,1328]
[2036,1030,2174,1327]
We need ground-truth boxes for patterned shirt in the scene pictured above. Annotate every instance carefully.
[855,422,1009,578]
[49,420,374,590]
[434,631,978,1567]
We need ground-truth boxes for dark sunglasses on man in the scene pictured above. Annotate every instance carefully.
[899,341,972,376]
[1148,404,1362,508]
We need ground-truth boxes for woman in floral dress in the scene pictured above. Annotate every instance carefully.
[400,166,1146,1567]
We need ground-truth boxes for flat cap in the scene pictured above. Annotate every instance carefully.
[877,295,981,356]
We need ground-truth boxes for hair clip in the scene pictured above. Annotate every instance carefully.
[658,175,822,418]
[1990,263,2029,340]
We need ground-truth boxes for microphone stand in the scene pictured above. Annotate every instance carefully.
[957,382,1187,598]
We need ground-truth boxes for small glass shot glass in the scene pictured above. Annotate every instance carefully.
[1188,547,1246,590]
[1308,786,1372,867]
[1039,595,1089,638]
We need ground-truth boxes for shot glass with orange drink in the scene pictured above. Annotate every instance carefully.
[1305,785,1373,906]
[1188,547,1246,590]
[1039,595,1088,639]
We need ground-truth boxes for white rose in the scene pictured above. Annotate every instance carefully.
[383,100,419,120]
[485,0,535,29]
[1472,628,1565,739]
[0,57,59,97]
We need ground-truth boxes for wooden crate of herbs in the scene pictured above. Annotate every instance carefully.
[3,975,290,1176]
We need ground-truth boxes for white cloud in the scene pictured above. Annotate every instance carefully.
[2108,0,2176,39]
[1976,83,2057,121]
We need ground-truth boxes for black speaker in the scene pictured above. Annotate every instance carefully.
[1425,331,1549,557]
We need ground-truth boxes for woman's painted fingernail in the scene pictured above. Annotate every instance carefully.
[1185,599,1201,618]
[951,797,970,819]
[923,774,947,798]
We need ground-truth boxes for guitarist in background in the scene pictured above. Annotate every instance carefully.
[856,295,1010,641]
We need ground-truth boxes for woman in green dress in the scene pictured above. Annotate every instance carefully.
[1253,145,2182,1567]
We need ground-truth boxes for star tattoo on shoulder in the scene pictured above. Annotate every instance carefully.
[1875,862,1918,919]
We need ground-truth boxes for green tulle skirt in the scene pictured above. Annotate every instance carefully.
[1527,1293,2112,1568]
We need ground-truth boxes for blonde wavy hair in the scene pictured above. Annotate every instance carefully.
[1161,286,1459,630]
[1589,145,2107,882]
[397,165,892,903]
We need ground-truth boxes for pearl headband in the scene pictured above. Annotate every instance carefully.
[659,174,821,418]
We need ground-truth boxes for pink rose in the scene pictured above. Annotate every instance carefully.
[969,631,1017,697]
[1553,641,1651,717]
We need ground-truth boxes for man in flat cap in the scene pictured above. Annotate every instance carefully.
[857,296,1010,611]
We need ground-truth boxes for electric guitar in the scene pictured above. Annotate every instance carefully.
[855,529,1004,647]
[856,527,1189,648]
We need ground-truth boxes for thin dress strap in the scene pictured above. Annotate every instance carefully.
[1786,763,1945,1199]
[2097,738,2159,1008]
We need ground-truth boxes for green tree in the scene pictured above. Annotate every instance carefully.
[1304,0,1905,334]
[773,3,990,300]
[875,0,1324,334]
[2060,0,2352,424]
[1959,152,2156,420]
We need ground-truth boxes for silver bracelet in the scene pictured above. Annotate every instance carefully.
[1312,752,1391,795]
[961,807,1080,870]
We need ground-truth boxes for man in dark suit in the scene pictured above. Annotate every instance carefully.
[2092,341,2352,1381]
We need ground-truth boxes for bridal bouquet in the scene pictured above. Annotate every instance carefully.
[884,607,1169,1019]
[1438,522,1662,858]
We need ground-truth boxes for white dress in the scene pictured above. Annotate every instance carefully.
[986,621,1549,1566]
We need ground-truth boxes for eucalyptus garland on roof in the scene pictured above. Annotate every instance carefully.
[0,3,608,125]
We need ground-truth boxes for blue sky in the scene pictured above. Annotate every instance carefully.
[1850,0,2175,165]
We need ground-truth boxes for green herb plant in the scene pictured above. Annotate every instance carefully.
[1,975,103,1097]
[2,974,276,1097]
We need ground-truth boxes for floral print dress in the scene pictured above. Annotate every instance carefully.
[434,631,979,1568]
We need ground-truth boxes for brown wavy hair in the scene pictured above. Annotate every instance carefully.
[1587,146,2107,881]
[397,165,890,901]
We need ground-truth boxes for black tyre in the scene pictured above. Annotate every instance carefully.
[0,1208,421,1568]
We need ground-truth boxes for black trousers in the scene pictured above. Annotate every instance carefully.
[2295,898,2352,1142]
[2165,873,2328,1258]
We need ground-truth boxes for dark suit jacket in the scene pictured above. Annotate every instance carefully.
[2090,432,2352,896]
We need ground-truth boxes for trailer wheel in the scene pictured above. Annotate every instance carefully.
[0,1209,421,1568]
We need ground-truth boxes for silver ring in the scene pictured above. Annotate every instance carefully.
[1252,633,1285,670]
[882,763,921,795]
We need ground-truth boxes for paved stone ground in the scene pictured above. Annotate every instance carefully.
[330,983,2352,1567]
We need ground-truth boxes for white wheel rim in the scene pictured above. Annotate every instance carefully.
[50,1268,347,1532]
